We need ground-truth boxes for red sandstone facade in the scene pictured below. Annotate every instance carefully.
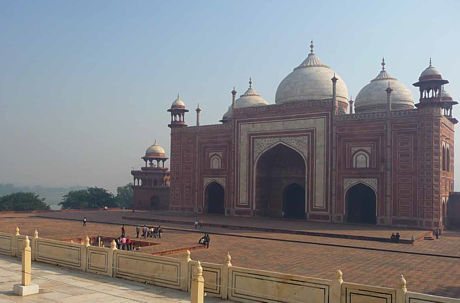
[134,47,456,229]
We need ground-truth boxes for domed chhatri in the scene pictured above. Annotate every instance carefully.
[171,94,185,109]
[222,78,268,121]
[145,141,166,159]
[354,58,414,113]
[419,58,444,81]
[275,41,348,106]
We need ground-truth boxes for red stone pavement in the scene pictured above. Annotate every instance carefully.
[1,211,459,298]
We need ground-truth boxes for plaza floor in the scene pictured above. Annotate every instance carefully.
[1,210,459,298]
[0,255,229,303]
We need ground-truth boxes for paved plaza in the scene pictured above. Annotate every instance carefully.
[1,210,459,298]
[0,255,229,303]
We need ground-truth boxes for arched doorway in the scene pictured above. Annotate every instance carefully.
[150,196,160,210]
[255,144,306,217]
[205,182,225,214]
[346,183,376,224]
[283,183,306,218]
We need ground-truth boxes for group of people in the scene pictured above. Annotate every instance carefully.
[390,232,401,243]
[135,224,163,239]
[198,233,211,248]
[114,236,136,250]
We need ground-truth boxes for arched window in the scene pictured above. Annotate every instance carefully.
[447,146,450,172]
[442,145,446,171]
[210,154,222,169]
[352,151,370,168]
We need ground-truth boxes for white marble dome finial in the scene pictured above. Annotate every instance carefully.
[249,77,252,88]
[429,57,432,67]
[381,57,386,71]
[310,40,314,54]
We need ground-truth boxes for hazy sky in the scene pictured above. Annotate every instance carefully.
[1,0,460,192]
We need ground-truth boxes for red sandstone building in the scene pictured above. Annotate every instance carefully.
[133,43,456,229]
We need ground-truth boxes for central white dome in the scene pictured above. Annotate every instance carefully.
[275,42,348,105]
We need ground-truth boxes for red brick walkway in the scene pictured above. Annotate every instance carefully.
[1,211,459,298]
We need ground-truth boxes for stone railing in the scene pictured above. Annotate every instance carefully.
[0,229,458,303]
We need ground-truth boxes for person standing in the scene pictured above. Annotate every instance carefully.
[435,228,440,239]
[121,225,126,237]
[136,225,140,238]
[158,225,162,239]
[142,225,147,238]
[205,233,210,248]
[83,217,87,227]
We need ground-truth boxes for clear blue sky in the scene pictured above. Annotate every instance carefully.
[1,0,459,191]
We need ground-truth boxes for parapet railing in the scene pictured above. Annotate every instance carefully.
[0,228,458,303]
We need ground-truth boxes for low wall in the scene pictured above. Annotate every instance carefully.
[0,229,459,303]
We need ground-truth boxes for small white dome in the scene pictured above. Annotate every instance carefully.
[171,95,185,109]
[275,42,348,105]
[145,142,166,158]
[221,79,268,121]
[354,59,414,112]
[234,79,268,108]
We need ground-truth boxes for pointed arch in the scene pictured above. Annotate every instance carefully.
[204,182,225,214]
[346,183,376,224]
[254,143,306,217]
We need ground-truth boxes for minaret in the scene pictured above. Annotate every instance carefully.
[231,87,237,109]
[196,104,201,127]
[168,94,189,128]
[349,95,354,114]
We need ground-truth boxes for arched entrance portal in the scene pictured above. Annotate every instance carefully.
[346,183,376,224]
[255,144,306,217]
[205,182,225,214]
[283,183,306,218]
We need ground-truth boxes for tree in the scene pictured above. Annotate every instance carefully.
[0,192,50,211]
[59,190,91,209]
[60,187,115,209]
[115,184,133,209]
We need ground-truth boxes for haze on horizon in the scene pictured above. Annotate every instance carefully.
[1,0,460,192]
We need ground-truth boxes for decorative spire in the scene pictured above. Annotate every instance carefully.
[381,57,386,71]
[249,77,252,88]
[231,86,237,95]
[429,57,432,67]
[310,40,314,54]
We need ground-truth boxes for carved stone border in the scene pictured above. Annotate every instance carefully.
[343,178,377,193]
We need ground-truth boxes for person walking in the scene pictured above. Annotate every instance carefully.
[194,219,199,229]
[121,225,126,237]
[83,217,87,227]
[435,228,440,239]
[121,236,126,250]
[136,225,140,238]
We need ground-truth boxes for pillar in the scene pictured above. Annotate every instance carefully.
[331,269,343,303]
[222,252,232,299]
[190,261,204,303]
[13,236,39,296]
[396,274,407,302]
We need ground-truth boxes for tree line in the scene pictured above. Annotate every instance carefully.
[0,184,133,211]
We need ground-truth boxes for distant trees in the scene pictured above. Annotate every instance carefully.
[114,184,133,209]
[60,184,133,209]
[0,192,50,211]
